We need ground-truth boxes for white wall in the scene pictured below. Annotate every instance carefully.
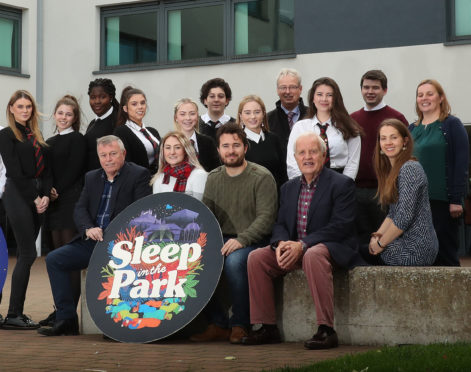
[2,0,471,140]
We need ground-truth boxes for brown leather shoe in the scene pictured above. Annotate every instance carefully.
[241,325,282,345]
[304,326,338,350]
[189,324,230,342]
[230,326,248,344]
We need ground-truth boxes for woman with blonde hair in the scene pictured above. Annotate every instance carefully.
[363,119,438,266]
[409,79,468,266]
[173,98,219,172]
[151,131,207,200]
[236,95,287,190]
[0,90,52,329]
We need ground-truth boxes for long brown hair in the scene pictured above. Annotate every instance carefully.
[53,95,82,132]
[307,77,363,139]
[6,90,46,145]
[414,79,451,125]
[374,119,415,207]
[116,86,147,127]
[236,95,269,133]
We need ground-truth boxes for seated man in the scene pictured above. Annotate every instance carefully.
[38,135,151,336]
[190,123,277,344]
[241,132,365,349]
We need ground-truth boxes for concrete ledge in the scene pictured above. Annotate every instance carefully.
[278,266,471,345]
[80,270,100,335]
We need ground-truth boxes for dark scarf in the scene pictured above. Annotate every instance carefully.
[162,161,194,192]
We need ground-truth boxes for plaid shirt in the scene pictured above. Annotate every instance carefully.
[96,171,120,230]
[296,175,318,241]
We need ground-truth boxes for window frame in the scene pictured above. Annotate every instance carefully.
[0,5,22,76]
[98,0,295,73]
[446,0,471,44]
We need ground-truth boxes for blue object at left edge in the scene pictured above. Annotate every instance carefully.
[0,227,8,293]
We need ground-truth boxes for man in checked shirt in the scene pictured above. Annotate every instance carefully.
[241,132,365,349]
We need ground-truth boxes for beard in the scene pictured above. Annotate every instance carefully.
[222,153,245,168]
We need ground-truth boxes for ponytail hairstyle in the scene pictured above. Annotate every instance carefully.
[116,86,147,127]
[53,94,82,132]
[87,78,119,113]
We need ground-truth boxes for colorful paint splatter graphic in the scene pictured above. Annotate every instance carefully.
[97,206,205,330]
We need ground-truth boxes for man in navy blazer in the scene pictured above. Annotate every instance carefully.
[38,135,151,336]
[242,132,365,349]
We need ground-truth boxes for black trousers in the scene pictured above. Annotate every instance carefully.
[3,180,42,316]
[431,200,460,266]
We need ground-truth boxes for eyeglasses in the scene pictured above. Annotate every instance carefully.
[277,85,300,92]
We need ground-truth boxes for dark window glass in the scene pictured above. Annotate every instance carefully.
[105,12,158,66]
[168,5,224,61]
[234,0,294,56]
[0,6,20,71]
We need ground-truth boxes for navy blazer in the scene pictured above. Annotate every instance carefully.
[271,167,365,269]
[73,161,152,237]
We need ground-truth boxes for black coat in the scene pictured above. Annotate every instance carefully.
[114,125,161,173]
[195,132,220,172]
[267,98,308,159]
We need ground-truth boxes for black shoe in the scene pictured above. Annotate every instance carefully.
[304,325,338,350]
[0,314,3,327]
[241,325,282,345]
[2,314,40,330]
[37,316,79,336]
[39,309,56,327]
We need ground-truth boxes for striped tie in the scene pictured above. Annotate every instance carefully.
[287,111,295,130]
[316,123,330,168]
[140,128,160,165]
[25,127,45,177]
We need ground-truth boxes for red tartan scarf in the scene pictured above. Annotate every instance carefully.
[162,161,194,192]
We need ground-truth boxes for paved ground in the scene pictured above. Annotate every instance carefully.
[1,256,470,371]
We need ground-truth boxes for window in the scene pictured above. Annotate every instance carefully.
[448,0,471,42]
[100,0,294,71]
[0,5,21,74]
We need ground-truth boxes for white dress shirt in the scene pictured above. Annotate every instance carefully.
[125,120,160,166]
[244,127,265,143]
[201,113,232,129]
[94,106,114,121]
[286,116,361,180]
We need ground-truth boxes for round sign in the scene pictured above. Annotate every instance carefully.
[86,192,224,343]
[0,227,7,293]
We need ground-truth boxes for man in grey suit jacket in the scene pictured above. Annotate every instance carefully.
[242,132,365,349]
[38,135,151,336]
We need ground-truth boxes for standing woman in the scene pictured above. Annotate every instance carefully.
[410,79,469,266]
[45,95,86,248]
[362,119,438,266]
[237,95,287,190]
[85,78,119,171]
[0,90,52,329]
[114,86,161,175]
[151,131,207,201]
[287,77,362,180]
[174,98,220,172]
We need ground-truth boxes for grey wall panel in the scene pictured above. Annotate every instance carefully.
[295,0,446,54]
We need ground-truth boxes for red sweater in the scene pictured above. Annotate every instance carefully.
[351,106,408,188]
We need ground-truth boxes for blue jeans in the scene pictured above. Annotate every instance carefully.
[204,237,266,328]
[46,238,96,320]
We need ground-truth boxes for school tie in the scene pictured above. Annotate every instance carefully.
[25,127,45,177]
[316,123,330,168]
[140,128,159,164]
[190,139,199,156]
[208,120,220,129]
[287,111,295,130]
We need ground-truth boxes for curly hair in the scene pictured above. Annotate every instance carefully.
[199,78,232,107]
[87,78,119,111]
